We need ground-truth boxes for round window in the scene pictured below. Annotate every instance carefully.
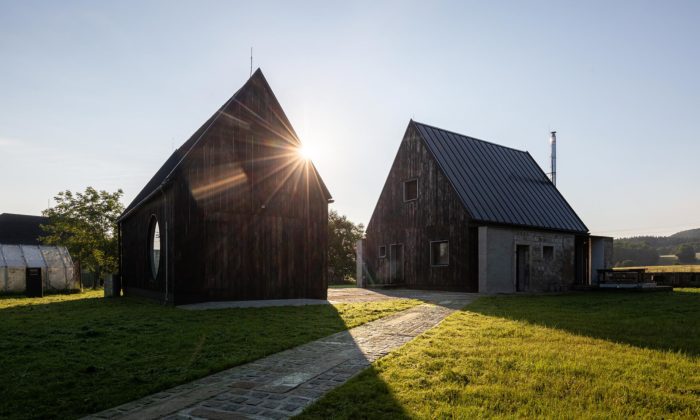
[149,218,161,279]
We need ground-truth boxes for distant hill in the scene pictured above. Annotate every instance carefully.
[613,228,700,267]
[669,228,700,241]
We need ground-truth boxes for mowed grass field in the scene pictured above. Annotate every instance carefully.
[0,291,419,419]
[300,290,700,419]
[614,265,700,273]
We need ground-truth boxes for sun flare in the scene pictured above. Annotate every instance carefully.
[298,144,316,161]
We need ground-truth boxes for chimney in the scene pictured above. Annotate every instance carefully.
[549,131,557,186]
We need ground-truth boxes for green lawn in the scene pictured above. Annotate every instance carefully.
[0,291,419,419]
[614,265,700,273]
[300,289,700,419]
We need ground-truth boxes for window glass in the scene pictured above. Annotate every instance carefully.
[379,246,386,258]
[150,219,161,279]
[543,245,554,261]
[431,241,449,266]
[404,179,418,201]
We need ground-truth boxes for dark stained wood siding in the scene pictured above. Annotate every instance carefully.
[120,71,328,304]
[363,123,478,291]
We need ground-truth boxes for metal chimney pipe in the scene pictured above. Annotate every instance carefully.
[549,131,557,186]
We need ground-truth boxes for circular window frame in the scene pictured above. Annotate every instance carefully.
[148,215,161,280]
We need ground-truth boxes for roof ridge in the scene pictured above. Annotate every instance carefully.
[412,120,528,154]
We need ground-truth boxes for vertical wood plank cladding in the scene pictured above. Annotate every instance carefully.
[364,123,478,292]
[120,72,329,304]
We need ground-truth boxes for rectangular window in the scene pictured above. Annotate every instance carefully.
[543,245,554,261]
[430,241,449,266]
[379,246,386,258]
[403,179,418,202]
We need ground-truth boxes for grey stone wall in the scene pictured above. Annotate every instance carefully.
[479,226,576,293]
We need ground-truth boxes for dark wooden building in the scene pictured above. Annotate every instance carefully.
[362,121,609,293]
[118,69,332,304]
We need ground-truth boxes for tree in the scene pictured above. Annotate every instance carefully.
[676,244,696,263]
[612,242,659,266]
[328,210,364,284]
[41,187,124,289]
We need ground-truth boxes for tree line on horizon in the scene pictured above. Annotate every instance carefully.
[613,229,700,267]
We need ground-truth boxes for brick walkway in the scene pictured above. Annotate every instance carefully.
[86,292,476,420]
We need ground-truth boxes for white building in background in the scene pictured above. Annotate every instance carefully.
[0,213,78,293]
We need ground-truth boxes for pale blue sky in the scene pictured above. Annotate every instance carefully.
[1,1,698,237]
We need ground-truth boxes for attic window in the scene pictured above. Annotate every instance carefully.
[543,246,554,261]
[379,246,386,258]
[403,179,418,202]
[430,241,449,266]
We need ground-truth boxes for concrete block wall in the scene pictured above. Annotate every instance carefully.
[479,226,576,293]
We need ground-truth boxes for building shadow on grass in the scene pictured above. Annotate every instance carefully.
[467,289,700,356]
[297,365,410,420]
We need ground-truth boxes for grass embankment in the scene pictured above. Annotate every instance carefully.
[614,265,700,273]
[300,290,700,419]
[0,291,419,419]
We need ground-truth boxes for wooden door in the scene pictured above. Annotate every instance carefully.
[516,245,530,292]
[389,244,404,284]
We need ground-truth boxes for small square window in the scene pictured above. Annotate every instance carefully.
[543,246,554,261]
[403,179,418,202]
[379,246,386,258]
[431,241,449,266]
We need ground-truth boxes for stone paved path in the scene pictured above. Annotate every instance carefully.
[86,292,476,420]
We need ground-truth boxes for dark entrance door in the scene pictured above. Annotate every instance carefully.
[389,244,404,284]
[575,235,590,285]
[26,267,43,297]
[516,245,530,292]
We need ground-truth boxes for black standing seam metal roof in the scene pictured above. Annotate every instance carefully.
[413,121,588,233]
[0,213,50,245]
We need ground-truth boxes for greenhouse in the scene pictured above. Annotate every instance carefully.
[0,244,78,293]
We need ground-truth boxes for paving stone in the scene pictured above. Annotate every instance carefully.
[243,398,263,406]
[190,407,247,420]
[260,410,286,420]
[280,403,301,412]
[260,400,279,408]
[239,405,262,415]
[229,381,257,389]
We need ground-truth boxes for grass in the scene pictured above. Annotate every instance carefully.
[0,291,419,419]
[299,290,700,419]
[614,265,700,273]
[329,284,359,289]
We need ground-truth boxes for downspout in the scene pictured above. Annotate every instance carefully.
[0,245,8,292]
[118,222,122,296]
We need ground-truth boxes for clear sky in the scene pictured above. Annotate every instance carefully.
[1,0,698,238]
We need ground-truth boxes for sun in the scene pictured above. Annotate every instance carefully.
[298,144,316,161]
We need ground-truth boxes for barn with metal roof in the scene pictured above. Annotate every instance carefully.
[362,120,610,293]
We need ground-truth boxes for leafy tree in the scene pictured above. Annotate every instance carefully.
[328,210,364,284]
[675,244,696,263]
[41,187,124,289]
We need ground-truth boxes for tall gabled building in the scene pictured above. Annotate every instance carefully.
[363,120,610,293]
[118,69,332,304]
